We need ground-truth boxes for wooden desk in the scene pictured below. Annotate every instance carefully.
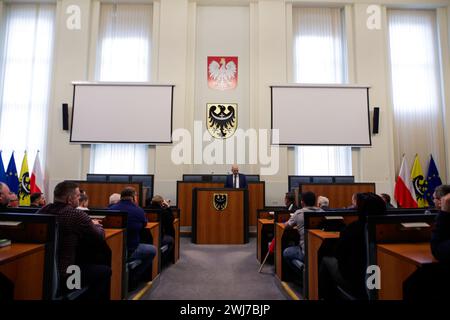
[0,243,45,299]
[275,223,285,280]
[307,229,340,300]
[377,243,436,300]
[173,218,180,263]
[146,222,160,279]
[104,229,124,300]
[257,218,274,263]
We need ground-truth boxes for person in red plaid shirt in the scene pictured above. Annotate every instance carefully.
[38,181,111,300]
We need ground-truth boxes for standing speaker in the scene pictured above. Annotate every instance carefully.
[372,107,380,134]
[62,103,69,131]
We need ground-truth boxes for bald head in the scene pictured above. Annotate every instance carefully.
[0,183,11,206]
[231,165,239,175]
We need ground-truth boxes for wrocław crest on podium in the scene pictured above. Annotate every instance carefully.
[213,193,228,211]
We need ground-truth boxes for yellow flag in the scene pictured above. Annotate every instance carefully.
[19,153,30,206]
[410,154,428,208]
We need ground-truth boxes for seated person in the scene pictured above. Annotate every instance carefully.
[0,183,11,208]
[431,186,450,263]
[108,193,120,207]
[7,192,19,208]
[284,192,298,213]
[77,192,89,211]
[319,192,386,300]
[346,193,358,209]
[380,193,395,209]
[30,192,46,207]
[146,195,175,262]
[283,191,324,279]
[317,196,330,211]
[432,185,450,210]
[37,181,111,300]
[110,187,156,285]
[403,186,450,300]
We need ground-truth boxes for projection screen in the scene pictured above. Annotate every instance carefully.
[70,83,174,144]
[271,85,371,146]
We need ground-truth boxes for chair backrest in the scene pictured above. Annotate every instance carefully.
[385,208,438,215]
[87,209,128,229]
[311,176,334,184]
[144,208,162,222]
[288,176,312,192]
[304,210,359,230]
[0,207,40,214]
[333,176,355,183]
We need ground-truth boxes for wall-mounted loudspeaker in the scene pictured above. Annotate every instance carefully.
[62,103,69,131]
[372,107,380,134]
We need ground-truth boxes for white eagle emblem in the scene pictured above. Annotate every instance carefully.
[208,57,237,90]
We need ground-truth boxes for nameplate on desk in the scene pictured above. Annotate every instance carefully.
[400,222,430,229]
[90,215,106,220]
[325,216,344,220]
[0,221,22,227]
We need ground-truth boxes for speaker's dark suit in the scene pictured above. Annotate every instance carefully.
[224,173,248,189]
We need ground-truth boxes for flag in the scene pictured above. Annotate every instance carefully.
[18,153,30,206]
[425,155,442,206]
[0,151,7,183]
[394,155,417,208]
[411,154,428,208]
[30,153,44,194]
[6,153,19,194]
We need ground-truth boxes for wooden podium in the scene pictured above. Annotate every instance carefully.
[192,188,249,244]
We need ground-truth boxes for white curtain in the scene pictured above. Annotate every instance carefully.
[388,10,445,177]
[0,4,55,170]
[292,7,352,175]
[91,4,153,174]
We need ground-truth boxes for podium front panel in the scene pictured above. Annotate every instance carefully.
[192,188,248,244]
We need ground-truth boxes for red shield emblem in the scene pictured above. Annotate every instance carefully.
[207,56,238,90]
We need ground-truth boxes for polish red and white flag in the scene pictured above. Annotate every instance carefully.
[394,155,418,208]
[30,154,44,194]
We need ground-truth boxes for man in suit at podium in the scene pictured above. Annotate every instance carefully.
[225,165,248,189]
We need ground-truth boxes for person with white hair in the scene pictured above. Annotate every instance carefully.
[317,196,330,211]
[108,193,120,207]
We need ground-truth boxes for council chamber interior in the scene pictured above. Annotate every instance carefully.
[0,0,450,303]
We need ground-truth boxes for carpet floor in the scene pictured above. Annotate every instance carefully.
[143,237,289,300]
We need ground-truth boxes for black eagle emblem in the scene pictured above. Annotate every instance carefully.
[207,104,237,139]
[213,193,228,211]
[413,175,428,201]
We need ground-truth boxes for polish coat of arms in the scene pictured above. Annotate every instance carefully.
[207,56,238,90]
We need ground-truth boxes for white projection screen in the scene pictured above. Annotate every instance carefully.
[70,83,173,143]
[271,85,371,146]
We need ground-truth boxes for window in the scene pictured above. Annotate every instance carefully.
[388,10,445,174]
[90,4,153,174]
[292,7,352,175]
[0,4,55,168]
